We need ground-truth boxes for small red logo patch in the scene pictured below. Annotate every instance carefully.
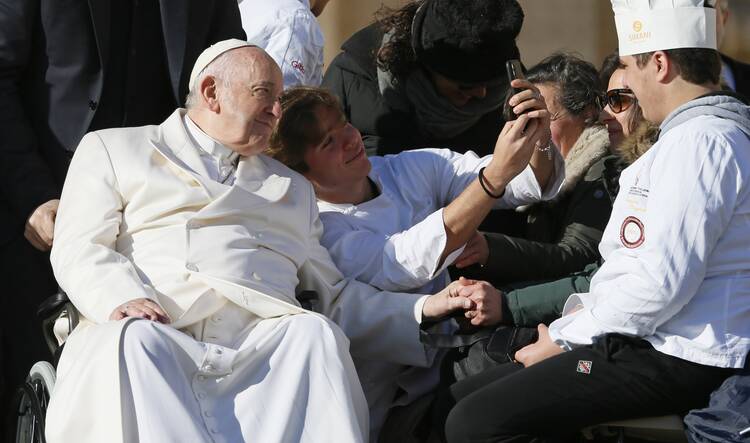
[576,360,592,374]
[291,60,305,74]
[620,216,645,248]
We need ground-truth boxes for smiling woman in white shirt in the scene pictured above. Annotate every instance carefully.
[266,85,564,438]
[267,86,564,296]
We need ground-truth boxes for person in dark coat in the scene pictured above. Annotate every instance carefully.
[455,54,611,286]
[716,0,750,98]
[0,0,245,432]
[322,0,524,156]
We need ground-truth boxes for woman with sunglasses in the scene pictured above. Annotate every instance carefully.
[456,53,614,290]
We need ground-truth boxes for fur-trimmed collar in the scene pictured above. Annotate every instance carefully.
[557,125,610,198]
[614,122,659,165]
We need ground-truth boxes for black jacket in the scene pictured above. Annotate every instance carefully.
[0,0,244,245]
[322,24,506,157]
[721,53,750,101]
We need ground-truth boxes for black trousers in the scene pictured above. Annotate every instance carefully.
[432,334,736,443]
[0,234,56,435]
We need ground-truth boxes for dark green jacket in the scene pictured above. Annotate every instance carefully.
[503,262,599,327]
[470,126,614,286]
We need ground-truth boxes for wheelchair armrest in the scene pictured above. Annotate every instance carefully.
[37,290,70,320]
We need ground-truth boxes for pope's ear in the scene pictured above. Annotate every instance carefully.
[199,75,221,112]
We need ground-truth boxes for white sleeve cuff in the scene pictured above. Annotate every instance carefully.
[414,294,430,324]
[387,209,460,284]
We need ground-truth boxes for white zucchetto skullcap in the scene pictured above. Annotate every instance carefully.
[189,39,257,90]
[611,0,717,56]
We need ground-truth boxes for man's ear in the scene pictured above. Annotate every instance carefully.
[200,75,221,112]
[652,51,671,84]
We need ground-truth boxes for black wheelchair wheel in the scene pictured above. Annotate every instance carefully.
[14,361,55,443]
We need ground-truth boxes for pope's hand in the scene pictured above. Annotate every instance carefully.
[110,298,171,323]
[25,199,59,251]
[422,277,476,321]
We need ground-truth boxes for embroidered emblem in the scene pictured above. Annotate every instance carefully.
[620,216,645,248]
[625,185,649,212]
[291,60,305,74]
[576,360,593,374]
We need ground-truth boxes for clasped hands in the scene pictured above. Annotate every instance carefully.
[422,276,565,368]
[422,277,503,326]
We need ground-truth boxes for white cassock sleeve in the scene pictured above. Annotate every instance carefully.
[549,130,741,348]
[319,148,565,292]
[50,133,155,323]
[252,9,324,88]
[298,185,434,368]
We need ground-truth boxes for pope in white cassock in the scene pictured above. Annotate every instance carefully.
[44,40,474,443]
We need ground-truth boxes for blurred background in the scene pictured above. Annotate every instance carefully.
[318,0,750,71]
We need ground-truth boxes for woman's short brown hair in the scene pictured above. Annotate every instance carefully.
[267,86,345,173]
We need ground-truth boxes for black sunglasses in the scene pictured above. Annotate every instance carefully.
[600,88,636,114]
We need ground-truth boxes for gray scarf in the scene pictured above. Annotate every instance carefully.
[376,33,507,140]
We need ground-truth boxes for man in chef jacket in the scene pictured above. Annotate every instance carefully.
[44,39,475,443]
[435,1,750,441]
[239,0,330,88]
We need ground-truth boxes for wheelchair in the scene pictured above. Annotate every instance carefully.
[13,291,77,443]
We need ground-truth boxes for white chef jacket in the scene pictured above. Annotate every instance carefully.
[317,148,565,295]
[549,111,750,368]
[239,0,323,88]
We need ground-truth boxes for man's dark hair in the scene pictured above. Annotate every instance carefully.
[266,87,344,173]
[633,48,721,85]
[525,53,603,124]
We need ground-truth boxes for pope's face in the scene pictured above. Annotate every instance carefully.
[219,50,283,156]
[302,105,371,201]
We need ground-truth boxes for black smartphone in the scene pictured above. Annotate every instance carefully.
[506,59,525,95]
[503,59,528,122]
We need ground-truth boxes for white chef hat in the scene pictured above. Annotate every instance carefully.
[189,39,257,90]
[611,0,717,56]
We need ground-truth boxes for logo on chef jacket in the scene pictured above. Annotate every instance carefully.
[291,60,305,74]
[620,216,645,249]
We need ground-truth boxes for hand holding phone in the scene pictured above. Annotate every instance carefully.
[506,60,526,97]
[504,60,549,123]
[504,59,528,122]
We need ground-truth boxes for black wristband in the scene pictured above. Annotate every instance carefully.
[478,167,505,199]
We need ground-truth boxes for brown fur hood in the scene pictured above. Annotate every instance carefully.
[613,121,659,165]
